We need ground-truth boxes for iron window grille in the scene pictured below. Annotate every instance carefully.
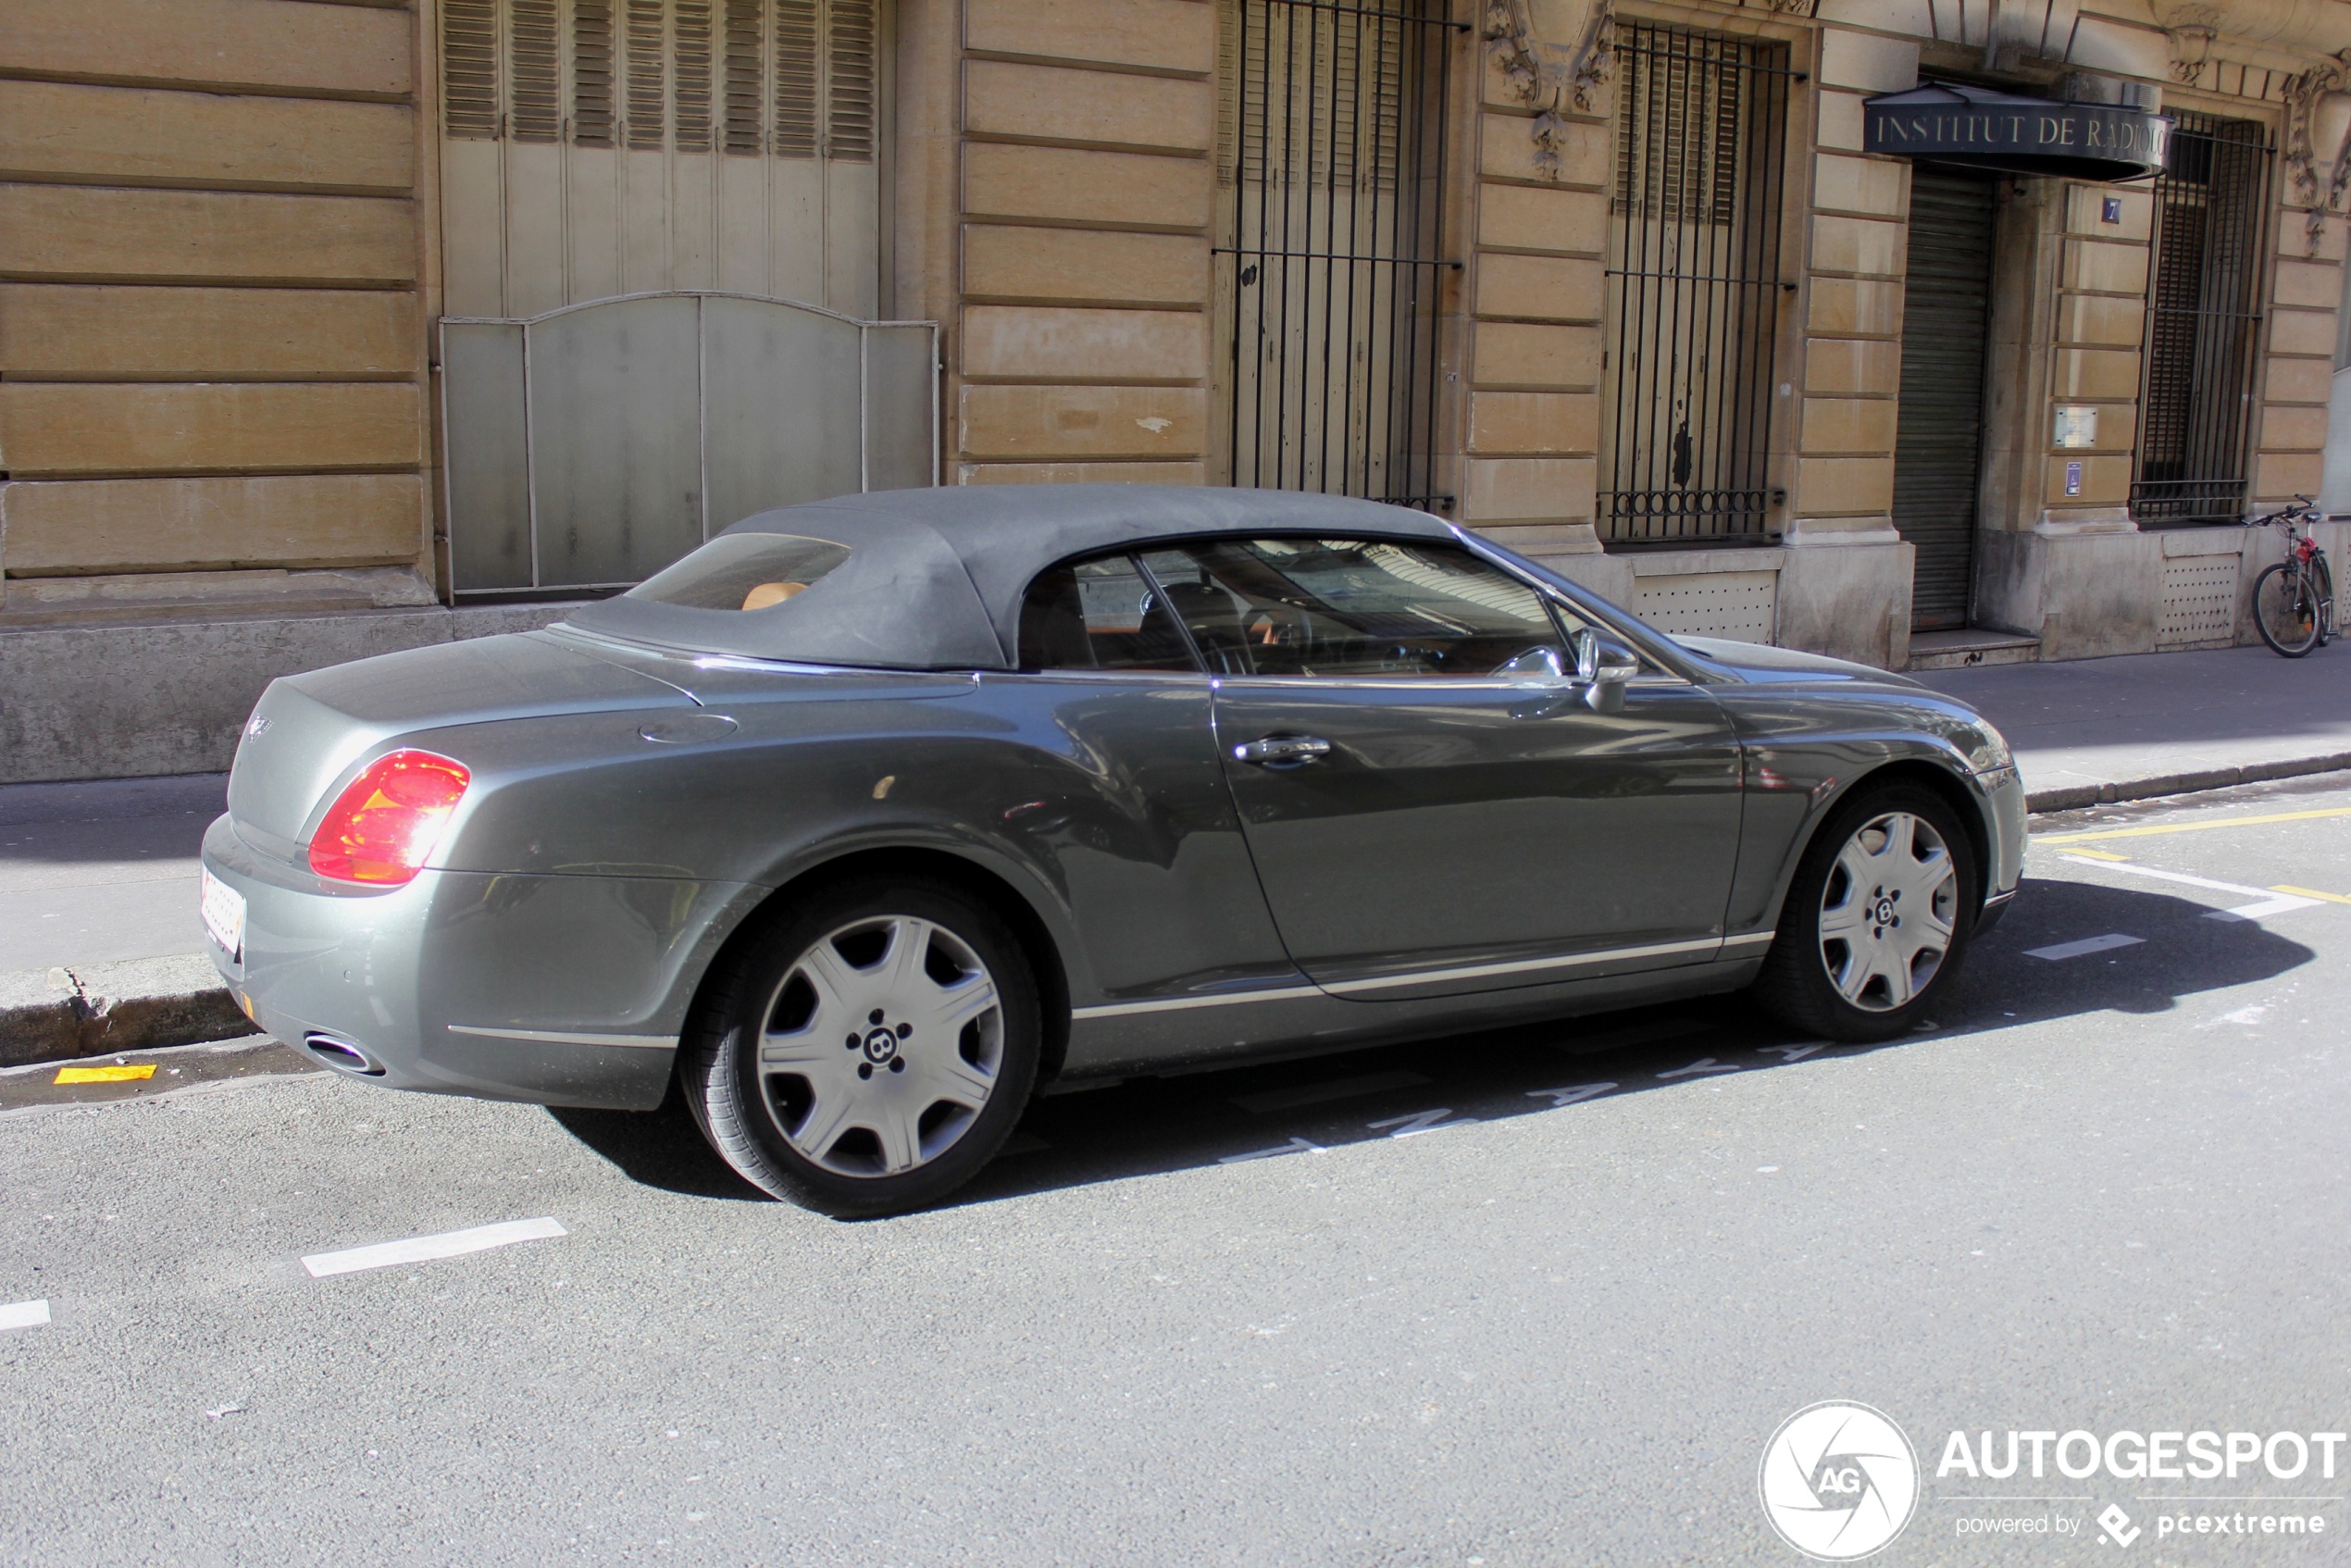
[2131,111,2272,527]
[1217,0,1462,511]
[1600,23,1793,547]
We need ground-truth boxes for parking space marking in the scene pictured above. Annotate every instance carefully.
[1527,1082,1617,1108]
[54,1064,155,1084]
[2208,896,2324,922]
[1232,1069,1430,1114]
[2058,856,2268,897]
[1657,1057,1742,1079]
[1218,1137,1324,1164]
[2035,806,2351,846]
[0,1300,50,1332]
[1367,1109,1474,1138]
[301,1216,566,1279]
[2025,934,2145,961]
[2059,856,2328,921]
[2273,884,2351,906]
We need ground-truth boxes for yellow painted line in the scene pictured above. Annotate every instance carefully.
[54,1064,155,1084]
[2272,884,2351,906]
[2058,847,2132,861]
[2034,807,2351,846]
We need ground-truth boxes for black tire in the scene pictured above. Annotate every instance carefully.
[1750,783,1979,1044]
[2253,562,2323,657]
[681,876,1042,1217]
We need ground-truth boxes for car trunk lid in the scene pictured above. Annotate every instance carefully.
[227,631,694,852]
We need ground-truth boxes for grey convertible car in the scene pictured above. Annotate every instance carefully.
[200,486,2022,1214]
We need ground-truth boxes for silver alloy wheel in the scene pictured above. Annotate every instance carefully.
[754,914,1004,1176]
[1817,810,1959,1012]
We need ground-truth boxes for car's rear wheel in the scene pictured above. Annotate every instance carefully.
[1750,784,1977,1043]
[682,877,1040,1217]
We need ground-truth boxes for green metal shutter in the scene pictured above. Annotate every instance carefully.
[1892,166,1996,631]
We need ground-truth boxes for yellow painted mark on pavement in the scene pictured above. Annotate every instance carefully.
[2272,884,2351,906]
[2035,807,2351,846]
[54,1064,155,1084]
[2059,847,2132,861]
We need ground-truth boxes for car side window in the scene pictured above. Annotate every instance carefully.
[1017,554,1200,673]
[1133,537,1581,678]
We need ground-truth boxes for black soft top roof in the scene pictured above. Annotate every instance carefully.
[563,485,1461,669]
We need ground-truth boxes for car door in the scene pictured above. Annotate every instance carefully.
[1136,535,1743,1001]
[985,550,1305,1012]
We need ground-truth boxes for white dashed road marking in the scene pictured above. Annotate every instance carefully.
[302,1216,567,1279]
[2025,933,2146,962]
[0,1299,51,1332]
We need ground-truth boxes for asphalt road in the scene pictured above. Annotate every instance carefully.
[5,776,2351,1566]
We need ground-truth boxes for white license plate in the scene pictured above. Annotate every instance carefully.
[200,866,246,961]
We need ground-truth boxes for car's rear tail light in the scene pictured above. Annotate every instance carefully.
[307,750,471,885]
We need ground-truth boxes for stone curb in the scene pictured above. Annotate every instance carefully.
[6,753,2350,1072]
[2022,753,2351,814]
[0,954,255,1071]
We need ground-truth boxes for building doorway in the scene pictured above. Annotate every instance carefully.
[1892,166,1996,630]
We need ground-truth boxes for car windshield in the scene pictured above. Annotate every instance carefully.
[625,533,853,612]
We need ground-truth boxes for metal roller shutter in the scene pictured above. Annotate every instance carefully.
[1892,166,1996,631]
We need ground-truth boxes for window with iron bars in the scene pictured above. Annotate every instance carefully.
[1216,0,1459,510]
[2131,112,2271,527]
[1600,22,1791,547]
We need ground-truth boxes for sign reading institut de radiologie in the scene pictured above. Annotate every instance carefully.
[1862,82,2171,182]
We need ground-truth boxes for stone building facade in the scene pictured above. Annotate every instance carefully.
[6,0,2351,779]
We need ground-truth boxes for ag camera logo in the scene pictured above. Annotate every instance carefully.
[1760,1401,1921,1560]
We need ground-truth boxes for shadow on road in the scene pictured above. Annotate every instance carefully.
[547,1084,767,1201]
[543,876,2314,1213]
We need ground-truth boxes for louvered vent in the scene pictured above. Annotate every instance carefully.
[574,0,617,146]
[827,0,876,162]
[442,1,874,161]
[624,0,665,149]
[774,0,821,156]
[1222,0,1403,189]
[724,0,765,153]
[675,0,715,152]
[443,0,501,139]
[509,0,561,142]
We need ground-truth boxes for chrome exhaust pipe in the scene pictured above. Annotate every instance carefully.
[303,1032,385,1076]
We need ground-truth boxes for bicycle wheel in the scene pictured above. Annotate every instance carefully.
[2254,562,2323,656]
[2317,555,2336,648]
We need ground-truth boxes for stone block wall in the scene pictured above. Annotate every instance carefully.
[949,0,1215,488]
[0,0,436,623]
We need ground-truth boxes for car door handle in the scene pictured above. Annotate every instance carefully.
[1232,735,1332,767]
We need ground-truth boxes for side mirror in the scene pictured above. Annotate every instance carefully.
[1496,644,1572,684]
[1570,629,1640,714]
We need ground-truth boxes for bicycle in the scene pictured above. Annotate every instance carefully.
[2248,496,2336,658]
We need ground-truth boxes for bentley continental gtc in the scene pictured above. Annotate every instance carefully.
[200,487,2023,1214]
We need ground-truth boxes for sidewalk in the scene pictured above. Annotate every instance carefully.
[4,641,2347,1067]
[1913,642,2351,811]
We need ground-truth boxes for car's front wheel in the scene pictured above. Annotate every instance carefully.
[682,876,1041,1217]
[1751,784,1977,1043]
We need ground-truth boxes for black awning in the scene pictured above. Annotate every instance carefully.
[1862,82,2171,182]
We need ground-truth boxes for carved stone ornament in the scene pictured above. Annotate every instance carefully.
[2165,24,2214,84]
[2283,50,2351,252]
[1482,0,1612,178]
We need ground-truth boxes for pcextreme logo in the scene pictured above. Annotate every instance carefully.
[1758,1401,1922,1561]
